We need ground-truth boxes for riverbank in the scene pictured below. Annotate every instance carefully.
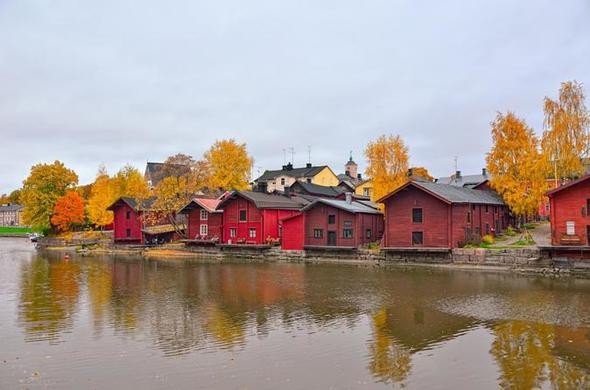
[34,238,590,277]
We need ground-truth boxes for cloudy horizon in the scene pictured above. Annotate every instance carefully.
[1,0,589,193]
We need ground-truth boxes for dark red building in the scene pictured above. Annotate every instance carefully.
[178,197,223,241]
[281,197,383,250]
[379,180,508,249]
[217,191,306,245]
[547,175,590,246]
[107,197,153,244]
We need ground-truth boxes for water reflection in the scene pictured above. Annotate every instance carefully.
[12,251,590,388]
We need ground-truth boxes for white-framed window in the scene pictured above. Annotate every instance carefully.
[566,221,575,235]
[363,188,371,197]
[249,228,256,238]
[200,210,208,220]
[200,224,208,236]
[229,228,237,237]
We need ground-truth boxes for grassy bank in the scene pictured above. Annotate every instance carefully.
[0,226,32,235]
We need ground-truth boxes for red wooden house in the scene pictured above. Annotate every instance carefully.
[281,197,383,250]
[178,197,223,241]
[378,180,508,249]
[217,191,306,245]
[547,175,590,246]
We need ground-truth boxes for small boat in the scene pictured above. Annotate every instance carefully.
[29,233,42,243]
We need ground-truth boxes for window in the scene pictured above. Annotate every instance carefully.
[493,206,497,214]
[485,223,490,235]
[587,199,590,216]
[200,210,208,220]
[126,228,131,238]
[280,178,286,186]
[229,228,237,238]
[313,229,323,238]
[412,231,424,246]
[307,178,312,183]
[412,208,423,223]
[566,221,575,235]
[363,188,371,197]
[239,209,247,221]
[328,215,336,224]
[366,229,372,239]
[200,224,208,236]
[467,212,471,223]
[249,228,256,238]
[485,205,489,213]
[126,210,131,219]
[343,228,353,238]
[472,204,476,211]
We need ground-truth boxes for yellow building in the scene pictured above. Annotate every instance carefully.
[254,163,339,193]
[355,179,373,198]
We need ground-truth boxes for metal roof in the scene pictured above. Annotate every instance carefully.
[436,173,490,188]
[255,165,329,182]
[107,196,156,211]
[178,197,222,213]
[290,182,344,197]
[220,191,307,210]
[301,198,382,214]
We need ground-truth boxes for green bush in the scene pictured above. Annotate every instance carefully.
[481,234,495,245]
[523,222,537,230]
[505,226,516,236]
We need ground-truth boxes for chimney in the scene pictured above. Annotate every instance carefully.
[345,192,353,204]
[306,163,312,168]
[482,168,487,177]
[455,170,461,178]
[357,173,362,180]
[286,163,293,171]
[407,168,414,177]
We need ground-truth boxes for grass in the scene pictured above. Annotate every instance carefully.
[0,226,32,234]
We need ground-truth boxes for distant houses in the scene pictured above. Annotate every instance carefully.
[0,203,24,227]
[253,163,339,193]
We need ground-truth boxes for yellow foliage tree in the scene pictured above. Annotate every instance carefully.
[486,112,548,218]
[204,139,253,191]
[151,175,193,235]
[409,166,434,181]
[541,80,590,184]
[364,135,409,202]
[87,165,116,227]
[21,161,79,231]
[112,165,150,200]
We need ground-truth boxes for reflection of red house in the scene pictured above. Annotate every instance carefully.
[217,191,305,245]
[178,198,223,240]
[282,197,383,250]
[379,180,509,249]
[547,175,590,246]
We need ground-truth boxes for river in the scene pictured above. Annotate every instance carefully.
[1,237,589,389]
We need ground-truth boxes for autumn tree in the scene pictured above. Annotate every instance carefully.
[541,81,590,185]
[204,139,253,191]
[112,165,150,200]
[87,165,116,227]
[51,191,86,232]
[365,135,410,202]
[409,166,434,181]
[21,161,79,231]
[486,112,548,219]
[151,175,193,236]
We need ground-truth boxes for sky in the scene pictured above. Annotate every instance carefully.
[1,0,589,193]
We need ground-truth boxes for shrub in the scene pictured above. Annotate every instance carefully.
[481,234,495,245]
[523,222,536,230]
[505,226,516,236]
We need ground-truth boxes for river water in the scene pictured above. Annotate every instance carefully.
[1,238,590,389]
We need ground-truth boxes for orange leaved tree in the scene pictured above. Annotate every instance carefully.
[51,191,86,232]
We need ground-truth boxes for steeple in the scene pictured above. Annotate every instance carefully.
[345,151,358,178]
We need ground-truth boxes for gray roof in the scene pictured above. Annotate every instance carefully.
[223,191,307,210]
[255,165,328,182]
[107,196,156,211]
[0,204,23,212]
[302,198,382,215]
[436,173,489,188]
[144,162,191,186]
[412,181,504,205]
[290,182,344,197]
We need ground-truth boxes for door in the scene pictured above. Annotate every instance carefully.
[586,225,590,246]
[327,231,337,246]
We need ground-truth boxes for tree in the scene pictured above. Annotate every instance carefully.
[364,135,410,202]
[21,161,78,231]
[112,165,150,200]
[542,81,590,184]
[486,112,548,219]
[151,175,192,236]
[87,165,116,227]
[409,166,434,181]
[51,191,86,232]
[204,139,253,191]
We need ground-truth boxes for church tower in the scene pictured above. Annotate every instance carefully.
[345,152,358,178]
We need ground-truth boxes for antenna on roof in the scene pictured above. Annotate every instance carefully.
[307,145,311,164]
[289,147,295,164]
[282,149,287,165]
[454,156,458,172]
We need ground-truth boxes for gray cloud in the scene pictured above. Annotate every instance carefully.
[1,0,589,193]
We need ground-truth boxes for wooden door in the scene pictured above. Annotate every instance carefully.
[327,231,337,246]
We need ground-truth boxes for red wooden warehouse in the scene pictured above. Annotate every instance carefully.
[178,197,223,241]
[107,197,153,244]
[217,191,306,245]
[379,180,509,249]
[281,196,383,250]
[547,175,590,246]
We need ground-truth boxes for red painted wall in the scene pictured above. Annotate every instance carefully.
[550,179,590,245]
[282,214,305,250]
[186,208,223,240]
[112,203,143,243]
[303,204,383,248]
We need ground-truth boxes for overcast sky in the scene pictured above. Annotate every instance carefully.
[1,0,589,193]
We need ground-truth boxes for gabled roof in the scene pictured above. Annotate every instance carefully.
[106,196,156,211]
[436,173,490,188]
[218,191,306,210]
[301,198,382,215]
[547,175,590,197]
[0,204,23,212]
[144,162,191,186]
[255,165,331,182]
[178,197,222,214]
[290,181,344,198]
[378,181,505,205]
